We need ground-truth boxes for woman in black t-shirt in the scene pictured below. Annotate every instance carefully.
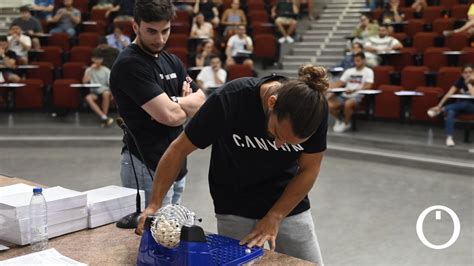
[428,64,474,146]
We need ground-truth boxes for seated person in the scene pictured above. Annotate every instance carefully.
[106,0,135,23]
[225,25,253,68]
[352,15,379,45]
[172,0,194,14]
[106,25,130,51]
[271,0,300,43]
[31,0,54,21]
[297,0,315,20]
[190,13,214,39]
[194,0,220,27]
[82,52,114,127]
[196,55,226,93]
[0,50,22,82]
[445,4,474,36]
[92,0,115,9]
[364,24,403,67]
[7,24,32,65]
[427,64,474,147]
[49,0,81,37]
[334,42,364,71]
[328,52,374,133]
[411,0,428,14]
[221,0,246,37]
[381,0,404,33]
[195,38,218,67]
[95,39,120,69]
[11,6,43,50]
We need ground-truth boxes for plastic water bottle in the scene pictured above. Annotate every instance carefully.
[29,187,48,251]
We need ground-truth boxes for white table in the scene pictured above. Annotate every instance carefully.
[328,88,381,95]
[395,90,425,121]
[449,94,474,100]
[70,83,102,88]
[0,83,26,88]
[17,65,39,70]
[394,91,424,96]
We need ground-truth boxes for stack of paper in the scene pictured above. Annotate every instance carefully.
[0,185,87,245]
[84,185,145,228]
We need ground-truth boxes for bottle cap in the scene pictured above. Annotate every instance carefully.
[33,187,42,193]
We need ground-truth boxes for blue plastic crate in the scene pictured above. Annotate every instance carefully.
[137,224,263,266]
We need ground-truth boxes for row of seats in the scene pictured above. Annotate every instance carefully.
[380,46,474,71]
[372,3,471,23]
[373,65,464,93]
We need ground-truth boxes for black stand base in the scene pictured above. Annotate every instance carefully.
[116,212,141,229]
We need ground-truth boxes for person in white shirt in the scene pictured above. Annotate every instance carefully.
[364,24,403,67]
[190,12,214,39]
[328,52,374,132]
[225,25,253,68]
[196,55,226,94]
[7,24,31,64]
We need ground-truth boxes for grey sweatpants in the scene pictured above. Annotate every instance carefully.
[216,210,324,265]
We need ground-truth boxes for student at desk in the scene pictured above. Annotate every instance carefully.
[427,64,474,147]
[364,24,403,67]
[82,51,114,127]
[328,52,374,133]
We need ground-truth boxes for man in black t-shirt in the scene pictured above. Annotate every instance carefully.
[110,0,205,206]
[138,65,329,264]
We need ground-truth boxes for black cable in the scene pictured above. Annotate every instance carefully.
[122,130,141,213]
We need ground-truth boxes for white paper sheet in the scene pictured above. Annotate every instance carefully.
[0,184,35,197]
[0,248,86,265]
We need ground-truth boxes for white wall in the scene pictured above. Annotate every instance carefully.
[0,0,34,9]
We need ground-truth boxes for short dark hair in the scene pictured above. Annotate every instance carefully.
[354,52,365,60]
[272,65,329,138]
[209,54,220,61]
[353,42,363,49]
[134,0,175,24]
[463,64,473,71]
[19,5,30,12]
[5,50,17,60]
[92,48,104,59]
[10,23,21,29]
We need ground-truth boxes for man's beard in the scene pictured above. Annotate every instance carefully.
[138,35,162,55]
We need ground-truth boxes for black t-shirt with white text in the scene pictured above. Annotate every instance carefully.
[185,76,328,219]
[110,44,198,180]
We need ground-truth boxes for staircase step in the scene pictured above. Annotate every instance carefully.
[327,132,474,162]
[326,143,473,176]
[293,42,323,48]
[319,49,345,56]
[292,48,318,56]
[316,55,342,61]
[326,3,366,7]
[321,13,360,19]
[309,24,335,31]
[302,35,327,42]
[324,8,369,14]
[305,29,333,35]
[283,55,316,62]
[282,61,313,69]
